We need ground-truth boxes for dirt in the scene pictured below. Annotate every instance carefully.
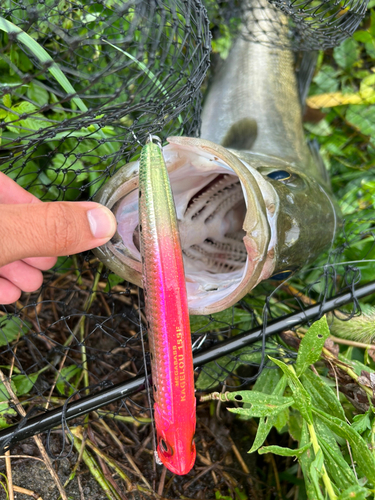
[0,456,108,500]
[0,404,264,500]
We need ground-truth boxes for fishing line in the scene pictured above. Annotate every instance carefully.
[137,277,160,467]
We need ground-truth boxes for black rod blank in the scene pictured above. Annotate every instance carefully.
[1,281,374,452]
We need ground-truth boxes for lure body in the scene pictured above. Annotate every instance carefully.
[138,140,196,475]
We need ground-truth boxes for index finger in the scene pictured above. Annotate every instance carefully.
[0,172,41,205]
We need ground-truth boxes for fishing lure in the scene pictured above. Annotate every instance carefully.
[138,136,196,475]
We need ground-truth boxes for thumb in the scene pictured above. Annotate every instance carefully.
[0,201,117,267]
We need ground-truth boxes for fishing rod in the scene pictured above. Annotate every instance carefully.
[1,280,374,452]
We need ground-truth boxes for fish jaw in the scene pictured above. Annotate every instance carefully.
[93,137,273,315]
[155,402,196,475]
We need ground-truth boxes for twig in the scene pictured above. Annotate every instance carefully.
[72,427,132,491]
[13,485,43,500]
[77,476,85,500]
[124,452,151,490]
[134,434,152,460]
[268,453,282,500]
[197,453,237,488]
[216,384,227,420]
[0,370,68,500]
[63,428,87,489]
[0,456,44,462]
[97,455,127,500]
[183,461,221,491]
[5,450,13,500]
[157,466,167,496]
[282,284,316,306]
[228,436,250,475]
[330,335,375,350]
[45,349,69,410]
[68,429,121,500]
[201,437,218,485]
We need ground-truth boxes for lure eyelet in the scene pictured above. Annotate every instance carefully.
[159,438,173,458]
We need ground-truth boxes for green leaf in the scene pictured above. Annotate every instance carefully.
[252,367,281,394]
[309,450,325,500]
[274,406,289,433]
[304,119,333,137]
[196,356,236,390]
[301,369,345,421]
[346,105,375,138]
[288,410,303,442]
[215,492,231,500]
[103,273,124,293]
[6,101,49,133]
[0,316,30,347]
[352,412,372,435]
[318,435,356,490]
[228,391,294,418]
[312,408,375,484]
[190,309,238,334]
[269,357,313,424]
[225,390,293,406]
[299,421,316,500]
[0,16,87,113]
[26,81,49,107]
[52,257,74,273]
[0,402,17,429]
[248,375,287,453]
[333,38,360,70]
[312,65,340,93]
[296,317,330,377]
[46,153,86,187]
[337,485,371,500]
[0,383,10,402]
[314,416,346,449]
[353,30,373,43]
[56,365,82,396]
[258,442,311,457]
[12,372,39,396]
[196,343,264,390]
[6,160,39,188]
[3,94,11,108]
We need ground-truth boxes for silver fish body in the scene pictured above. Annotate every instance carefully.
[93,0,338,315]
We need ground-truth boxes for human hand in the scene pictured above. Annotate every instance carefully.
[0,172,117,304]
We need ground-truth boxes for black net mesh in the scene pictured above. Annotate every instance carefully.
[1,0,375,496]
[207,0,369,49]
[0,0,210,202]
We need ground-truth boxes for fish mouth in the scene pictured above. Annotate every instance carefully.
[93,137,277,315]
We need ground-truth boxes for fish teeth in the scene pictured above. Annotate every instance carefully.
[202,238,246,258]
[183,236,247,274]
[184,174,235,219]
[205,184,243,223]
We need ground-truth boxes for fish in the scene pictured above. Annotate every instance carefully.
[93,0,338,316]
[137,138,196,476]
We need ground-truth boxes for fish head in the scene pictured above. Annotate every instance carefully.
[154,402,196,475]
[93,136,273,314]
[243,156,338,275]
[93,136,336,314]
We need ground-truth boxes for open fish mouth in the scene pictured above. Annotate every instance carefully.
[93,137,278,315]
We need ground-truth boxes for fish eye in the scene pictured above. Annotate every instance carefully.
[270,270,293,280]
[159,437,173,458]
[267,170,291,181]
